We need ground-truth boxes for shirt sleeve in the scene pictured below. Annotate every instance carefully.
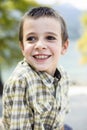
[59,66,70,114]
[2,77,33,130]
[64,72,70,114]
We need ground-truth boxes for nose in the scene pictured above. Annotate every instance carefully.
[34,40,47,50]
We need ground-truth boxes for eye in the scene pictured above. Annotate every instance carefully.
[27,36,37,43]
[46,36,56,41]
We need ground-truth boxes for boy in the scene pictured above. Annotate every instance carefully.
[2,7,69,130]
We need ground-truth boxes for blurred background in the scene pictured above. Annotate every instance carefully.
[0,0,87,129]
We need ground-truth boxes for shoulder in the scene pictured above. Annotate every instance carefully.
[58,65,70,91]
[4,60,38,92]
[58,65,69,80]
[6,59,38,81]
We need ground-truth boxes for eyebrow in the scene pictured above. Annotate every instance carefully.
[46,32,58,36]
[25,32,36,37]
[25,32,58,37]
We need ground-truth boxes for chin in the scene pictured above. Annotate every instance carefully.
[36,68,46,72]
[34,66,47,72]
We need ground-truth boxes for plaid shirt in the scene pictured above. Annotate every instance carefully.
[2,59,69,130]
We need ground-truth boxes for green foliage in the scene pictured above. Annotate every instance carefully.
[77,31,87,64]
[81,12,87,28]
[77,12,87,64]
[0,0,39,67]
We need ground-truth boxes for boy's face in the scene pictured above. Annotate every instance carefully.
[20,17,69,76]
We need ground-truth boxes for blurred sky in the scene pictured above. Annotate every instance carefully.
[35,0,87,10]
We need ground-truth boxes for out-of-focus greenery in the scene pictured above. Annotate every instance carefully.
[77,12,87,64]
[0,0,40,68]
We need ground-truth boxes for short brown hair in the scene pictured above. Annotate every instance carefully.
[19,6,68,44]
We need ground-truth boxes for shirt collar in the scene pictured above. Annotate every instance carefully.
[38,71,54,88]
[54,69,61,81]
[38,69,61,88]
[23,58,61,87]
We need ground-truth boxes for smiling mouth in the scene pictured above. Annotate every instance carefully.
[33,54,51,60]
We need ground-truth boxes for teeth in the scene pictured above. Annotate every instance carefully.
[34,55,49,59]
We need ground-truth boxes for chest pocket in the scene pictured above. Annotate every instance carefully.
[34,101,53,114]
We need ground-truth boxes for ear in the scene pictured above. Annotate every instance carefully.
[19,42,25,56]
[61,39,69,55]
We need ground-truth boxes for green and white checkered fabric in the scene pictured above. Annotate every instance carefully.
[2,59,69,130]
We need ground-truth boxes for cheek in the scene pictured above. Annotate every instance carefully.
[24,44,33,54]
[49,44,61,54]
[21,46,30,57]
[53,45,62,55]
[51,48,61,62]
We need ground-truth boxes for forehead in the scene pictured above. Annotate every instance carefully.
[23,17,61,34]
